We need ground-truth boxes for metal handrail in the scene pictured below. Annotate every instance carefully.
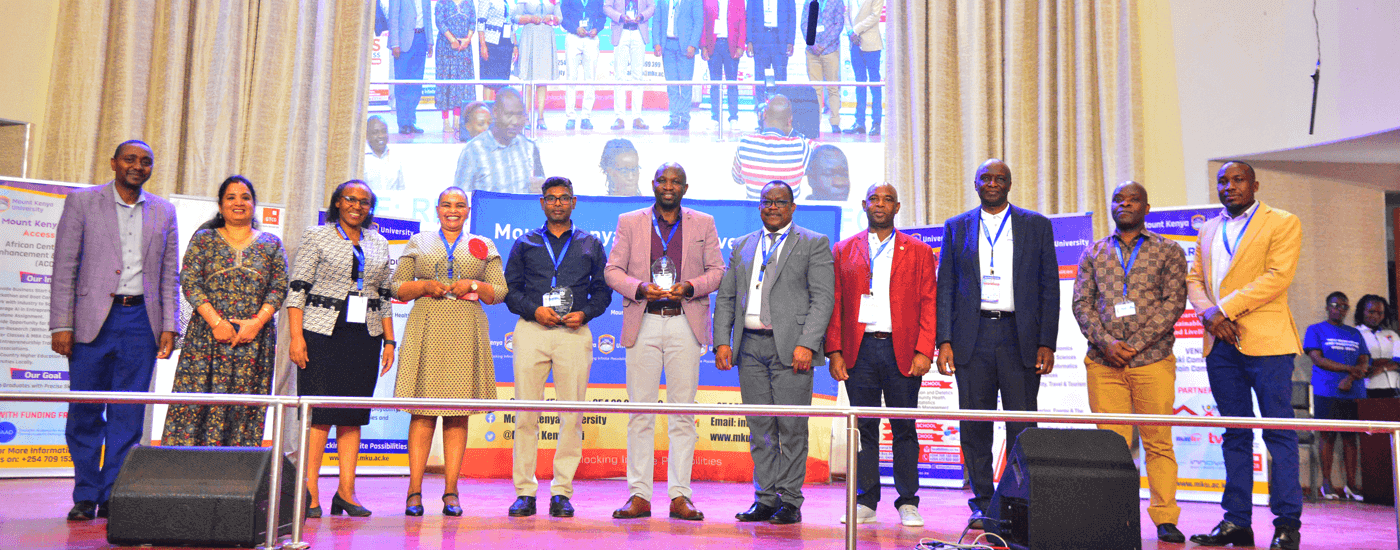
[371,78,885,87]
[2,391,1397,550]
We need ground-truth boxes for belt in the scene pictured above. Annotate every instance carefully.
[414,28,425,33]
[864,331,892,339]
[646,305,684,317]
[980,310,1014,319]
[112,294,144,307]
[744,328,774,337]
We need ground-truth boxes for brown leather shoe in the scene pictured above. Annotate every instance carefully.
[633,118,650,130]
[612,495,651,519]
[669,496,704,521]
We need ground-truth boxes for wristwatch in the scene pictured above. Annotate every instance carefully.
[470,282,479,292]
[383,339,397,347]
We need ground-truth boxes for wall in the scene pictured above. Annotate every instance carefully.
[0,0,59,177]
[1168,0,1400,204]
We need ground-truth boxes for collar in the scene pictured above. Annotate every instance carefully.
[760,126,798,137]
[867,229,896,245]
[1111,227,1155,243]
[979,204,1011,222]
[764,221,793,238]
[365,144,390,159]
[651,205,684,224]
[109,181,147,207]
[1222,200,1260,221]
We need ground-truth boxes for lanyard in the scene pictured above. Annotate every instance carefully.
[867,233,893,293]
[440,229,461,279]
[653,214,679,254]
[543,227,574,288]
[1221,205,1258,259]
[1114,235,1144,297]
[758,230,789,284]
[336,224,365,291]
[980,212,1010,274]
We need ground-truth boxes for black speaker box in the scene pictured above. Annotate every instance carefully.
[986,428,1141,550]
[107,446,298,547]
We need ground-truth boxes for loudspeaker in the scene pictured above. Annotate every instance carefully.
[986,428,1141,550]
[107,446,299,547]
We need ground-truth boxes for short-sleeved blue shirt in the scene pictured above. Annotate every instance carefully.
[1304,321,1370,399]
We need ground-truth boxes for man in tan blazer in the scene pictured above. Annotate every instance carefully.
[604,162,726,521]
[1185,161,1303,550]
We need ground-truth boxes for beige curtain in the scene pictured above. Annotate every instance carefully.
[36,0,372,248]
[888,0,1142,232]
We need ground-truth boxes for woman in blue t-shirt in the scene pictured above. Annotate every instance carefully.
[1303,291,1370,500]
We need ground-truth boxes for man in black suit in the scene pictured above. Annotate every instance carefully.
[935,158,1059,530]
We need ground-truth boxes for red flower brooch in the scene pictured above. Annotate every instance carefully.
[468,237,490,260]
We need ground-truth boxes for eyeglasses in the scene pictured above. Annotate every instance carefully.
[340,196,372,207]
[542,195,575,204]
[610,166,640,175]
[760,199,792,209]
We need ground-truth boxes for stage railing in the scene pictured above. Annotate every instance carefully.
[2,390,1397,550]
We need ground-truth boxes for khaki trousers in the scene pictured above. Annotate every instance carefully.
[512,319,593,498]
[806,50,841,126]
[624,313,702,500]
[1085,354,1181,526]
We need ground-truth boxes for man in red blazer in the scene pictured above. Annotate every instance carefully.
[826,183,938,527]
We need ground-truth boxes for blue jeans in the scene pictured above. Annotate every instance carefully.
[849,43,882,126]
[750,32,788,106]
[1204,341,1302,529]
[394,31,428,128]
[707,38,740,121]
[662,38,696,124]
[66,302,158,504]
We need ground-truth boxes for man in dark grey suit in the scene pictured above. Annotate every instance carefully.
[714,180,834,525]
[935,158,1058,530]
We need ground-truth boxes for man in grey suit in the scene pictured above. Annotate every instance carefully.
[714,180,835,525]
[49,140,179,521]
[652,0,702,131]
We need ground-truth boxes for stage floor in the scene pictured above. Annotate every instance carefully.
[5,476,1395,549]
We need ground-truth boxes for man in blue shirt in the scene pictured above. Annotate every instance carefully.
[1303,291,1370,501]
[503,177,613,518]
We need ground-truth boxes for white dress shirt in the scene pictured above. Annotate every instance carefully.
[1209,200,1260,302]
[861,230,894,332]
[112,184,146,296]
[744,221,792,329]
[977,206,1014,312]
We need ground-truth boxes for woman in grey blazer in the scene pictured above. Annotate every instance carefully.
[287,180,396,518]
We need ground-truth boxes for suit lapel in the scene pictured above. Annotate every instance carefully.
[678,208,691,278]
[1008,206,1023,280]
[1198,215,1222,301]
[95,184,122,263]
[739,231,759,302]
[1227,203,1268,276]
[139,191,158,261]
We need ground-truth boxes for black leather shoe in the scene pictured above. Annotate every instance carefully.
[580,119,593,130]
[735,501,777,522]
[1270,525,1300,550]
[549,495,574,518]
[830,124,841,134]
[565,119,577,130]
[405,492,424,516]
[330,492,372,517]
[509,496,537,517]
[1190,520,1254,547]
[66,501,96,521]
[1157,523,1185,543]
[767,502,802,524]
[442,492,463,517]
[967,509,985,530]
[842,124,866,135]
[305,504,322,519]
[868,122,881,136]
[95,501,109,518]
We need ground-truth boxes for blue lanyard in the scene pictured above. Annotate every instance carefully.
[336,224,365,291]
[1114,235,1144,297]
[653,214,679,254]
[440,229,461,279]
[758,230,789,284]
[867,233,893,293]
[980,212,1010,273]
[1221,205,1258,259]
[543,227,574,288]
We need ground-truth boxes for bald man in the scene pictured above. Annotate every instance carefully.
[826,183,937,526]
[1071,181,1188,543]
[732,95,813,199]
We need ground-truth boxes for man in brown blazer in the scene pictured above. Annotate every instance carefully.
[1185,161,1303,550]
[604,162,726,520]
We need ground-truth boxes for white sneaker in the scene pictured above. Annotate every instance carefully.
[898,504,924,527]
[839,504,877,524]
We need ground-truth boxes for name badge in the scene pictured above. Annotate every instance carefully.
[346,294,368,324]
[981,275,1001,304]
[1114,300,1137,318]
[543,292,563,308]
[857,293,877,324]
[815,24,825,33]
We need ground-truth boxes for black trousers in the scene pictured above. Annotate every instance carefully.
[953,316,1040,513]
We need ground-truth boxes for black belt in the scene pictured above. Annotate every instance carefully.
[646,305,683,317]
[865,331,892,339]
[980,310,1014,319]
[112,294,144,307]
[744,328,774,337]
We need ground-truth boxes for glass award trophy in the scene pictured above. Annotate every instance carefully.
[435,260,457,300]
[545,286,574,318]
[651,256,676,291]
